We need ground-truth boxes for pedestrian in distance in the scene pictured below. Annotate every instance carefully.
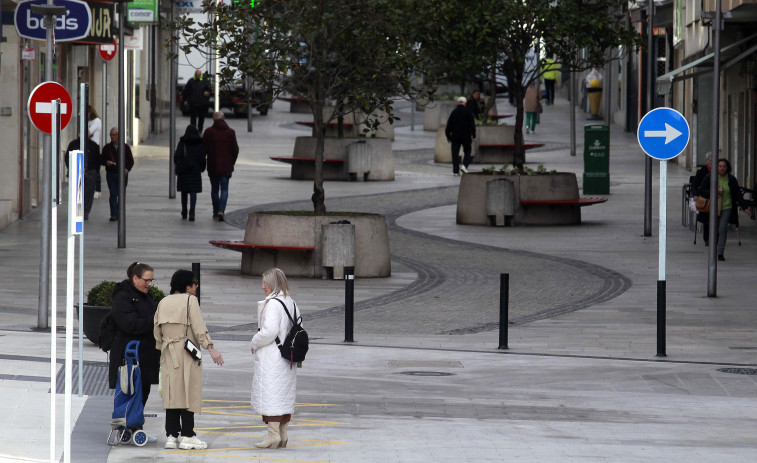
[203,112,239,222]
[250,268,300,449]
[174,125,207,221]
[109,262,161,443]
[154,269,224,450]
[88,105,103,198]
[541,58,559,105]
[182,70,211,132]
[524,81,541,134]
[445,96,476,176]
[100,127,134,222]
[466,90,484,120]
[701,158,753,261]
[691,152,712,246]
[64,136,100,220]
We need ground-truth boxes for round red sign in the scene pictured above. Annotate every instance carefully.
[99,39,116,62]
[28,82,73,134]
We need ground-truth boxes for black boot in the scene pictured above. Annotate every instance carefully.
[181,209,188,220]
[189,210,195,222]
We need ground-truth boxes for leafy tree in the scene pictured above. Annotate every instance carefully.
[168,0,431,214]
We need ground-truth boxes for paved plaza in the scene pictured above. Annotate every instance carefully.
[1,95,757,462]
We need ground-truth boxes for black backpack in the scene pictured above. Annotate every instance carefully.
[98,312,118,352]
[273,298,309,366]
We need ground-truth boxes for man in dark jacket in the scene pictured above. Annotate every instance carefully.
[445,96,477,175]
[100,127,134,221]
[466,91,484,120]
[202,112,239,221]
[64,137,100,220]
[182,70,211,131]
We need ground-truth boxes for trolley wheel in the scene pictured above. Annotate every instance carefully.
[121,429,132,444]
[132,430,148,447]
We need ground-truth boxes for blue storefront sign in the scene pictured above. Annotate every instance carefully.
[15,0,92,42]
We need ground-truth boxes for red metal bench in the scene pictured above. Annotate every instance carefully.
[520,196,608,206]
[488,114,514,120]
[269,156,345,165]
[295,121,355,128]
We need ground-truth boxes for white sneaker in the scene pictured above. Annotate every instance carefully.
[179,435,208,450]
[165,436,178,449]
[526,127,530,134]
[460,165,468,173]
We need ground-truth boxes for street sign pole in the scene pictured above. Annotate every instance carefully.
[169,2,177,199]
[49,98,61,463]
[708,0,723,297]
[638,107,690,358]
[78,83,87,397]
[118,1,126,248]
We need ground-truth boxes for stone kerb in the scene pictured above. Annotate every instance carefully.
[457,173,580,226]
[291,136,394,181]
[243,212,390,278]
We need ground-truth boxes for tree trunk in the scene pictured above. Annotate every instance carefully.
[512,84,526,170]
[311,102,326,215]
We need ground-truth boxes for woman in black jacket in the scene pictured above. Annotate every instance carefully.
[174,125,207,221]
[691,153,711,245]
[109,262,161,409]
[701,158,753,261]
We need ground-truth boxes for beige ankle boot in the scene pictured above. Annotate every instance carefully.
[254,422,281,448]
[278,422,288,448]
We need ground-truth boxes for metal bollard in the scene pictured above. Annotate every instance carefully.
[192,262,201,305]
[498,273,509,349]
[344,266,355,342]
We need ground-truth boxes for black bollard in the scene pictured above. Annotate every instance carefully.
[344,266,355,343]
[192,262,201,305]
[498,273,509,349]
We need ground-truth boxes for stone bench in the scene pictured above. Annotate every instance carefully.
[280,97,311,114]
[269,156,348,180]
[296,120,357,137]
[210,240,318,278]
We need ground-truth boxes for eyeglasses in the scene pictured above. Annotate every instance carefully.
[192,281,199,286]
[139,277,154,285]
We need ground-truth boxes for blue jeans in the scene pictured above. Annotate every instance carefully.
[716,208,733,255]
[181,192,197,214]
[106,172,128,217]
[209,176,229,215]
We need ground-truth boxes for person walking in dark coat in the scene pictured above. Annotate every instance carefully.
[701,158,753,261]
[182,70,211,132]
[100,128,134,222]
[445,97,476,176]
[174,125,207,221]
[466,91,484,120]
[109,262,161,441]
[64,137,100,220]
[691,153,712,245]
[202,112,239,221]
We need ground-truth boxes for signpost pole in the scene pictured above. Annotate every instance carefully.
[50,98,60,463]
[657,159,667,357]
[707,0,723,297]
[118,1,126,248]
[169,2,177,198]
[644,4,655,238]
[78,83,88,397]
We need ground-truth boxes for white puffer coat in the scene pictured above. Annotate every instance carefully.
[250,292,298,416]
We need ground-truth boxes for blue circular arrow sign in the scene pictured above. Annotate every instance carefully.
[637,107,690,160]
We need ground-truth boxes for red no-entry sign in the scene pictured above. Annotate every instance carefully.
[99,39,116,62]
[28,82,73,134]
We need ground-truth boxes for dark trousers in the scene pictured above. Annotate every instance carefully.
[451,141,472,174]
[209,176,230,215]
[165,409,195,437]
[95,169,102,192]
[181,192,197,215]
[83,170,98,219]
[544,79,556,104]
[189,106,207,132]
[106,172,128,218]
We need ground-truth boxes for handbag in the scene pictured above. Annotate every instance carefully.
[537,101,543,114]
[183,296,202,362]
[695,196,710,213]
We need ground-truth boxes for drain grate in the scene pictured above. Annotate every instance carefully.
[398,371,456,377]
[717,367,757,375]
[55,362,110,396]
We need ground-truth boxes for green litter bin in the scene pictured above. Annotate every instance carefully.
[583,124,609,194]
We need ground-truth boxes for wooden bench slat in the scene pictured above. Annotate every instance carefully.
[270,156,345,163]
[296,121,355,127]
[520,196,607,206]
[209,240,315,251]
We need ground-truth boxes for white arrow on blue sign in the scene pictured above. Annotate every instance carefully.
[14,0,92,42]
[637,107,690,161]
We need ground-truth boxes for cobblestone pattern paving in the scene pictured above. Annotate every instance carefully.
[225,171,631,337]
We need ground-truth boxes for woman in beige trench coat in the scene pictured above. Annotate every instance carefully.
[154,269,224,450]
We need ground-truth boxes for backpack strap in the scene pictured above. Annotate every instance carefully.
[272,297,298,345]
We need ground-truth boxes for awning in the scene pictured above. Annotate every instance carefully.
[657,32,757,95]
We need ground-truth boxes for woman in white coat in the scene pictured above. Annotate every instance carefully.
[250,268,299,449]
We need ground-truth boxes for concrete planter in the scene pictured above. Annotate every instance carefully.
[290,136,394,181]
[423,101,457,131]
[473,125,516,164]
[242,212,391,278]
[456,172,581,226]
[76,304,109,346]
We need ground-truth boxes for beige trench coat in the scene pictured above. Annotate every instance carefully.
[154,293,213,412]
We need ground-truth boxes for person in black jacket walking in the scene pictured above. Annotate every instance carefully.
[691,153,712,245]
[109,262,161,412]
[174,125,207,221]
[64,137,100,220]
[182,70,211,131]
[445,97,476,176]
[701,158,753,261]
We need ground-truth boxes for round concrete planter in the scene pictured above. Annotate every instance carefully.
[291,136,394,181]
[242,211,391,278]
[456,172,581,226]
